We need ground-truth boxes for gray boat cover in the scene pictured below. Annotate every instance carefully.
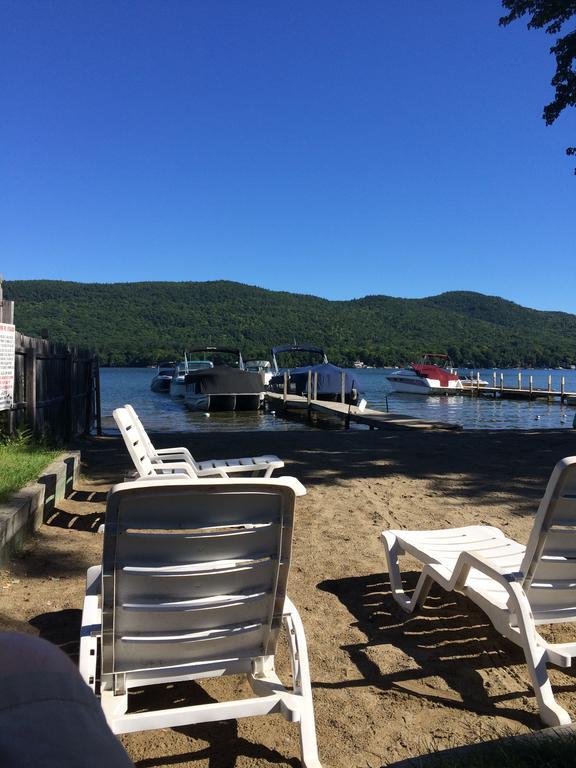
[185,367,263,394]
[270,363,360,396]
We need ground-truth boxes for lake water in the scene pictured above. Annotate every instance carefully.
[100,367,576,433]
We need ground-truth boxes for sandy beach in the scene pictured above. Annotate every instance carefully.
[2,425,576,767]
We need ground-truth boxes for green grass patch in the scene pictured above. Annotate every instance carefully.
[0,434,60,504]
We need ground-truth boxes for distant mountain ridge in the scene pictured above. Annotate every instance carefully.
[4,280,576,367]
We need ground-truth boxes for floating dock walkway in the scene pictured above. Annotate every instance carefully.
[265,392,461,431]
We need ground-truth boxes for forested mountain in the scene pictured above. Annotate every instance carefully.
[4,280,576,367]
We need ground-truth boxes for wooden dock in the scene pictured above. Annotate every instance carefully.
[462,371,576,403]
[265,392,461,431]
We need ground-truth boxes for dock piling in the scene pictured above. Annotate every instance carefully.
[461,372,576,403]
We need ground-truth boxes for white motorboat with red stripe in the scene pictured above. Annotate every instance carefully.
[386,354,464,395]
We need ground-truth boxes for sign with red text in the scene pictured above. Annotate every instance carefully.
[0,323,15,410]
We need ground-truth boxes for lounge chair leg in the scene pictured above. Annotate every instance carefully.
[525,646,572,726]
[410,569,434,610]
[101,689,130,729]
[508,583,572,726]
[381,532,433,613]
[283,598,323,768]
[381,532,410,611]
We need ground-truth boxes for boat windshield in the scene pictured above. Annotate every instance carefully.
[157,362,176,375]
[419,354,454,370]
[186,348,244,368]
[175,360,214,375]
[245,360,271,372]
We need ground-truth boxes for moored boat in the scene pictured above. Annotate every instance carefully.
[169,358,214,398]
[244,359,273,386]
[183,347,264,412]
[386,354,464,395]
[459,372,489,388]
[268,344,362,405]
[150,361,176,393]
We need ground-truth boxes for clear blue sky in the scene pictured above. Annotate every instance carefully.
[1,1,574,312]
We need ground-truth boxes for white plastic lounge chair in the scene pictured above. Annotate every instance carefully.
[381,455,576,727]
[120,405,284,478]
[113,407,196,480]
[79,476,321,767]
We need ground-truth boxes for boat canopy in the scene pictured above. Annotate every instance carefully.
[271,344,328,372]
[272,344,327,357]
[270,362,359,397]
[188,347,242,355]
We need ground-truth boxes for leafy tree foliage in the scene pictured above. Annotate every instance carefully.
[500,1,576,167]
[4,280,576,368]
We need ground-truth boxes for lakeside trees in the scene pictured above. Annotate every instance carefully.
[4,280,576,368]
[500,1,576,169]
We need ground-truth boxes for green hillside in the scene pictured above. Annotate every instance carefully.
[4,280,576,368]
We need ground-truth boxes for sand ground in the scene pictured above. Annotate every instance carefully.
[2,425,576,767]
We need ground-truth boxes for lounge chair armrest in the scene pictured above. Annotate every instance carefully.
[452,549,524,593]
[155,447,195,463]
[152,462,195,478]
[278,477,306,496]
[450,550,541,640]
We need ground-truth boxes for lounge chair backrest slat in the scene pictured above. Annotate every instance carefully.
[123,404,201,474]
[100,479,295,678]
[521,457,576,618]
[113,407,156,478]
[124,404,158,460]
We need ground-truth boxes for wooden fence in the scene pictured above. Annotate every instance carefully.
[6,332,101,441]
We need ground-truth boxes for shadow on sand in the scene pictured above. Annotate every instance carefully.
[318,571,575,729]
[74,427,576,518]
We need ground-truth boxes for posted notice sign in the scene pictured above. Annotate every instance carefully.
[0,323,15,410]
